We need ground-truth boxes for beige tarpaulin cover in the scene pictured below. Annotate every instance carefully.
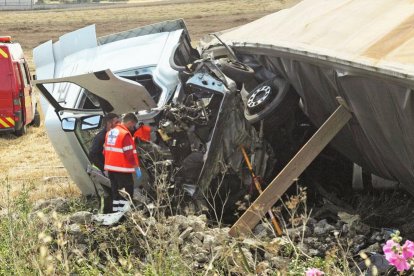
[218,0,414,79]
[204,0,414,194]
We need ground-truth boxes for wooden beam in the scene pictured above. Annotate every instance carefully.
[229,104,352,236]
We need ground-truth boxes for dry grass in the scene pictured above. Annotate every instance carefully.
[0,126,80,205]
[0,0,300,203]
[1,0,300,69]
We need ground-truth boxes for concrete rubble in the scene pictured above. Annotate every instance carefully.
[27,196,406,274]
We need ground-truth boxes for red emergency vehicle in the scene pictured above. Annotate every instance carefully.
[0,36,39,136]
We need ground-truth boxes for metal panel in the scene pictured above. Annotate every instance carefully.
[35,69,156,114]
[59,24,97,60]
[98,19,188,45]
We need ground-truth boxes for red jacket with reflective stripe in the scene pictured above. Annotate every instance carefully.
[104,124,139,173]
[134,125,151,142]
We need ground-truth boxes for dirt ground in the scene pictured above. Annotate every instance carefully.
[0,0,300,203]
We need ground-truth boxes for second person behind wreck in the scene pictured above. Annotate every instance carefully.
[88,113,120,172]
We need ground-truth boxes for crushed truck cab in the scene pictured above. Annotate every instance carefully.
[34,0,414,215]
[0,36,39,136]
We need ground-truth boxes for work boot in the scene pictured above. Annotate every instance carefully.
[118,200,131,212]
[112,200,121,212]
[93,212,124,226]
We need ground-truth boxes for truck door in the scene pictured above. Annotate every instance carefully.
[17,61,34,124]
[0,46,14,129]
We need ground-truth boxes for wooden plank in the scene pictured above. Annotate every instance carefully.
[229,104,352,236]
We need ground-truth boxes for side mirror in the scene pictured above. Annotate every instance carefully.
[32,74,37,80]
[81,115,102,130]
[61,117,76,131]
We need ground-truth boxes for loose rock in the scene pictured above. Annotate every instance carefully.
[69,211,92,224]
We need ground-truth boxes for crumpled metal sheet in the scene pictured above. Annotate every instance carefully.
[196,92,255,193]
[98,19,189,45]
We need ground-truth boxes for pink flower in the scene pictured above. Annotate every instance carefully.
[305,268,324,276]
[402,240,414,259]
[387,253,411,272]
[383,239,401,259]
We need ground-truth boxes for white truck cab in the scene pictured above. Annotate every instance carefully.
[34,20,195,194]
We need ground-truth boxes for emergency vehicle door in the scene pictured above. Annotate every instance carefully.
[0,48,13,126]
[17,61,33,123]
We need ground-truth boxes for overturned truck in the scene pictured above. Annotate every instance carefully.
[34,0,414,224]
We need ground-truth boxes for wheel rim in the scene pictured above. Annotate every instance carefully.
[247,85,272,108]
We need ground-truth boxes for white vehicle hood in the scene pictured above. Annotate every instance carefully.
[33,21,185,114]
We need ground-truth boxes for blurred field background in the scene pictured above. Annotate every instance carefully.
[0,0,300,204]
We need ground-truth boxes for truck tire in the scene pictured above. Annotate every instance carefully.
[15,124,26,137]
[244,77,299,125]
[32,107,41,127]
[217,58,255,83]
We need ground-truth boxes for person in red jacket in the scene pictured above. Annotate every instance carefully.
[133,122,151,143]
[104,113,141,212]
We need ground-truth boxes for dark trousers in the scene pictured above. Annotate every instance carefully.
[108,171,134,212]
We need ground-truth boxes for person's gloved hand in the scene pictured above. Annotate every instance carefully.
[135,167,142,179]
